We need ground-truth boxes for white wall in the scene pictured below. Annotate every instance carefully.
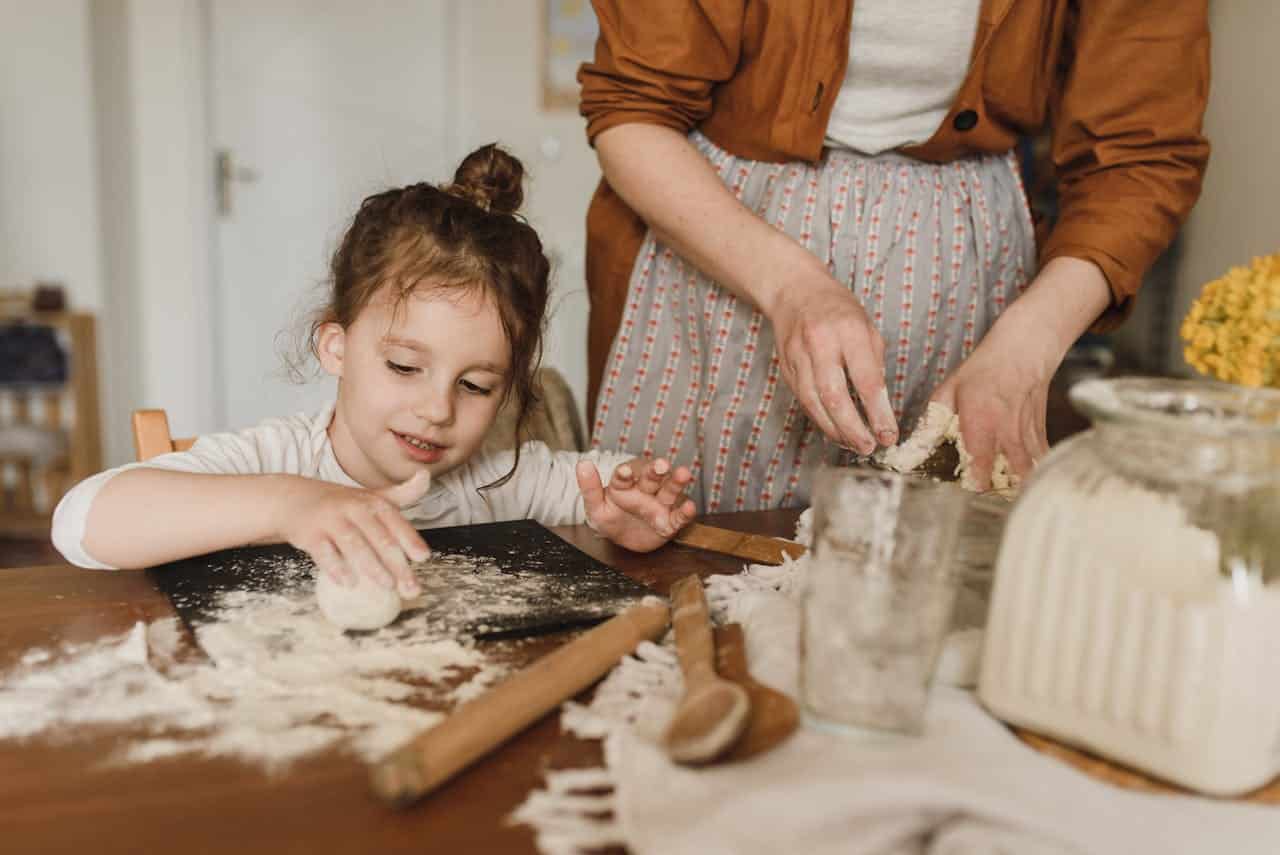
[1168,0,1280,373]
[86,0,215,464]
[88,0,140,467]
[119,1,217,443]
[454,1,602,426]
[0,1,104,312]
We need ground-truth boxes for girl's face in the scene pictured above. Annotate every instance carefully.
[316,285,511,490]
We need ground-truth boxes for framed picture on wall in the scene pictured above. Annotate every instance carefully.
[541,0,598,110]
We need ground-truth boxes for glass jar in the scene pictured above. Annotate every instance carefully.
[979,377,1280,795]
[801,464,966,734]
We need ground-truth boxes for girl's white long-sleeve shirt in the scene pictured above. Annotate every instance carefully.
[51,402,630,570]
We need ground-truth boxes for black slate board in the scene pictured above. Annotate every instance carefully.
[147,519,653,640]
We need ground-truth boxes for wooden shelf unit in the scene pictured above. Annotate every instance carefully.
[0,310,102,537]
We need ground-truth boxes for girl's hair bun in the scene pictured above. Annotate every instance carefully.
[447,143,524,216]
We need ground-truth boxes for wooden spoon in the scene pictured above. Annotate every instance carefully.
[664,574,751,765]
[713,623,800,761]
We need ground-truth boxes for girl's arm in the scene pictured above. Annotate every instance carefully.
[60,467,432,597]
[594,123,898,455]
[80,469,310,568]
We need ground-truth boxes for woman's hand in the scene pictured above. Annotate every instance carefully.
[576,457,697,553]
[274,470,433,598]
[930,316,1056,490]
[595,124,897,454]
[932,257,1113,490]
[765,260,898,454]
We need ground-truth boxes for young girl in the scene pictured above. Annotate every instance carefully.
[51,144,696,600]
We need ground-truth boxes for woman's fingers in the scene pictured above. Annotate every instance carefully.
[815,354,876,454]
[784,317,893,454]
[998,420,1035,482]
[1031,388,1050,457]
[929,379,958,414]
[788,346,851,451]
[1019,405,1044,479]
[843,332,897,448]
[958,409,997,493]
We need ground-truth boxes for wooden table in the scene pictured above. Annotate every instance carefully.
[0,510,800,855]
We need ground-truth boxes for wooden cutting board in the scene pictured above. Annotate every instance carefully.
[1013,727,1280,805]
[147,519,653,640]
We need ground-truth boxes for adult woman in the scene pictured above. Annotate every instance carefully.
[579,0,1210,511]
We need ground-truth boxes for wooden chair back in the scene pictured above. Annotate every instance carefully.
[131,409,196,462]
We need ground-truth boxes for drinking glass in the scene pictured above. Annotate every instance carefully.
[801,464,966,734]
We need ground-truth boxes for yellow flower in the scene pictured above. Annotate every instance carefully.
[1181,252,1280,388]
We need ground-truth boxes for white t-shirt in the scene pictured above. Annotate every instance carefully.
[824,0,982,155]
[51,402,630,570]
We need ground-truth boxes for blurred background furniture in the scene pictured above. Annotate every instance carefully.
[481,366,586,454]
[0,287,102,538]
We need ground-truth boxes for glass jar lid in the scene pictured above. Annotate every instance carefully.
[1069,377,1280,440]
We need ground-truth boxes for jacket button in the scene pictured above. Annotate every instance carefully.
[952,109,978,131]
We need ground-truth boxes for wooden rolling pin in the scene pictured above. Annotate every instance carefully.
[369,597,670,807]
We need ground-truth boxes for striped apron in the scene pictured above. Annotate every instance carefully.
[590,131,1035,512]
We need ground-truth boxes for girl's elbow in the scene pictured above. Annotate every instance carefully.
[50,490,119,570]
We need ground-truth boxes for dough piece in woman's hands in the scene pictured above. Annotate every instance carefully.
[877,401,1019,496]
[950,428,1020,495]
[877,401,956,473]
[316,569,404,631]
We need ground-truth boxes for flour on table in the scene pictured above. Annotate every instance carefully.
[0,555,518,771]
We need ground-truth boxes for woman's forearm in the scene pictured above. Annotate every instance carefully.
[998,256,1114,360]
[594,123,824,315]
[81,469,300,569]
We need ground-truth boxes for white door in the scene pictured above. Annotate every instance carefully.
[208,0,455,430]
[208,1,601,435]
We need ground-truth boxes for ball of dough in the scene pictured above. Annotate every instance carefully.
[315,571,403,631]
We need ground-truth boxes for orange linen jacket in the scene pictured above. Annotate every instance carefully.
[578,0,1210,413]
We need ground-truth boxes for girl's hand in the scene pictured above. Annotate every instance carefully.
[576,457,697,553]
[274,470,433,598]
[765,261,899,455]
